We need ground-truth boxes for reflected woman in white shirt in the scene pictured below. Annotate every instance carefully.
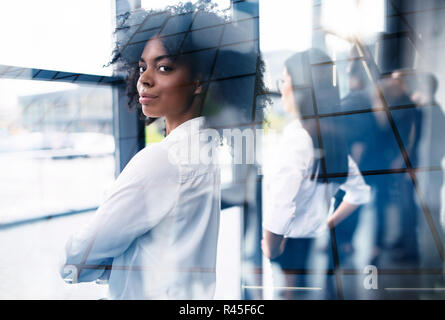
[60,5,228,299]
[261,49,371,298]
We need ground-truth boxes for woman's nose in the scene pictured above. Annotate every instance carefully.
[139,68,154,87]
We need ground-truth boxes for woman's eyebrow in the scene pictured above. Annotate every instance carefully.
[154,54,175,63]
[139,55,175,64]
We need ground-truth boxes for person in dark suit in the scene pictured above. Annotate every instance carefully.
[332,59,375,263]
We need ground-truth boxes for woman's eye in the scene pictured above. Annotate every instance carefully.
[158,65,172,73]
[138,66,146,73]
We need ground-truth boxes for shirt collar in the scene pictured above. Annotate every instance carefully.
[164,116,206,142]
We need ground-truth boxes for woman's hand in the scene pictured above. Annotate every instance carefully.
[327,216,335,229]
[328,201,359,229]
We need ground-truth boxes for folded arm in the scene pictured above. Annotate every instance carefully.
[60,146,179,283]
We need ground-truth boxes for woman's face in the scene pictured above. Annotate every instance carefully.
[281,68,297,114]
[137,37,198,118]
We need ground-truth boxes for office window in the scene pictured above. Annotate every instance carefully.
[2,0,445,301]
[0,0,114,76]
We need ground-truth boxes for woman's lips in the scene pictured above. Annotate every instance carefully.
[139,94,158,104]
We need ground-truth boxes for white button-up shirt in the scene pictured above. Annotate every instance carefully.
[263,119,371,238]
[61,117,221,299]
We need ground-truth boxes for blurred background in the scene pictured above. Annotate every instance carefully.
[0,0,444,299]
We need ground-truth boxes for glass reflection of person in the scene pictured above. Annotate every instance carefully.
[369,71,422,264]
[261,49,371,298]
[332,59,375,259]
[60,6,226,300]
[389,70,422,263]
[410,73,445,235]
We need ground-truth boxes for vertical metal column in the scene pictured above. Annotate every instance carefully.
[230,0,262,300]
[112,0,146,176]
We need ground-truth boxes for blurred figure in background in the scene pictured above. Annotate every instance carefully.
[370,70,422,265]
[261,49,371,299]
[410,72,445,260]
[332,57,375,263]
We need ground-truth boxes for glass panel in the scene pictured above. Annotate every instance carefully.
[0,0,114,76]
[5,0,445,301]
[0,79,115,224]
[260,0,445,300]
[0,209,108,299]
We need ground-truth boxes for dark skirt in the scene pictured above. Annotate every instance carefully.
[270,237,314,270]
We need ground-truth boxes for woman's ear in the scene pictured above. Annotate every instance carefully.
[193,80,202,95]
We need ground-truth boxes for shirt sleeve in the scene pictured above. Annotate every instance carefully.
[340,155,371,205]
[262,130,313,235]
[60,144,179,283]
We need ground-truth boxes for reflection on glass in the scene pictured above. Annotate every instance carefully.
[1,0,445,301]
[0,79,115,223]
[262,49,371,300]
[260,0,445,300]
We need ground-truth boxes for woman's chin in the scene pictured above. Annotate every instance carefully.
[142,105,161,118]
